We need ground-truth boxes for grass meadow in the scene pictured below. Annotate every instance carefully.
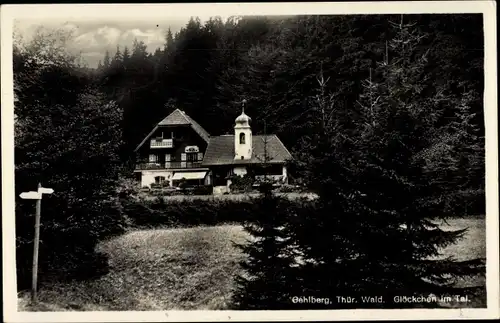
[17,217,486,311]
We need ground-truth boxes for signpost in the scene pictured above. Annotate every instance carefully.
[19,183,54,304]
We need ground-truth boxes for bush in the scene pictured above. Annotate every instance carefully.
[229,174,254,193]
[193,185,213,195]
[116,177,141,198]
[123,196,315,228]
[275,184,299,193]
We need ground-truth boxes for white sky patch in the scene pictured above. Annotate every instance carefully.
[61,22,79,33]
[120,28,165,48]
[12,16,235,67]
[96,26,122,44]
[80,51,105,57]
[73,32,100,48]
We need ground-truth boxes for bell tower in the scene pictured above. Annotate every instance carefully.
[234,99,252,160]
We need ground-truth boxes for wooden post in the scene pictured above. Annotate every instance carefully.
[19,184,53,305]
[31,183,42,303]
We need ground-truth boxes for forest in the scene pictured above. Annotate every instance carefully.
[101,14,484,211]
[13,14,485,309]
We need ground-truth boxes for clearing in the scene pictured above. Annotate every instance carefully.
[18,218,485,311]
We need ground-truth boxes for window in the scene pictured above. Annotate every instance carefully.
[149,154,158,163]
[165,154,171,167]
[239,133,245,144]
[187,152,198,162]
[155,176,166,184]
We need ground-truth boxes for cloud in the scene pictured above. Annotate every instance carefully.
[14,17,223,67]
[74,32,100,48]
[81,51,104,57]
[120,28,165,49]
[96,26,122,44]
[61,22,79,33]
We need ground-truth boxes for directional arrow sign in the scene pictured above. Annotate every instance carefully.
[20,191,42,200]
[38,187,54,194]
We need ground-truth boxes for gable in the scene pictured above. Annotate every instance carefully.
[134,109,210,152]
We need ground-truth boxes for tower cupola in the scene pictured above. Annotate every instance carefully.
[234,99,252,160]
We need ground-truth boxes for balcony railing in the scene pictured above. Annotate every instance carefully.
[150,138,173,148]
[136,161,204,170]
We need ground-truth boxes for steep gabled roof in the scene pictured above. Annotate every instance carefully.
[201,134,293,166]
[134,109,210,152]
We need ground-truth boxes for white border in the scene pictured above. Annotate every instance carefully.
[2,1,498,322]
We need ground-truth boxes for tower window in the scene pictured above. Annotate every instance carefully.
[239,133,245,144]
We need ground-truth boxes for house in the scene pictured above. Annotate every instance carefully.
[134,105,292,194]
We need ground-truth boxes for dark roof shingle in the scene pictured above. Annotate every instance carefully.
[201,135,292,166]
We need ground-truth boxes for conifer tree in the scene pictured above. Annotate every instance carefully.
[164,27,175,54]
[113,45,123,65]
[289,65,365,309]
[443,89,485,214]
[288,16,485,309]
[231,102,299,309]
[131,39,148,59]
[336,16,484,307]
[122,46,130,64]
[103,50,111,68]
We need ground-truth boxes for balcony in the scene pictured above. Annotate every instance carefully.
[150,138,173,149]
[135,161,204,170]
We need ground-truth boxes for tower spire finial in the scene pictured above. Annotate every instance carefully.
[242,99,247,114]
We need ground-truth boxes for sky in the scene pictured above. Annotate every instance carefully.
[14,16,225,68]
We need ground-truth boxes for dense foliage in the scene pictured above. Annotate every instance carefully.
[123,197,257,228]
[14,28,130,289]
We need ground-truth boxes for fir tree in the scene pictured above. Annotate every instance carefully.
[132,38,148,59]
[113,45,123,65]
[164,27,175,54]
[288,16,485,309]
[103,50,111,68]
[290,65,364,309]
[231,100,299,309]
[447,89,485,203]
[122,46,130,64]
[342,16,484,307]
